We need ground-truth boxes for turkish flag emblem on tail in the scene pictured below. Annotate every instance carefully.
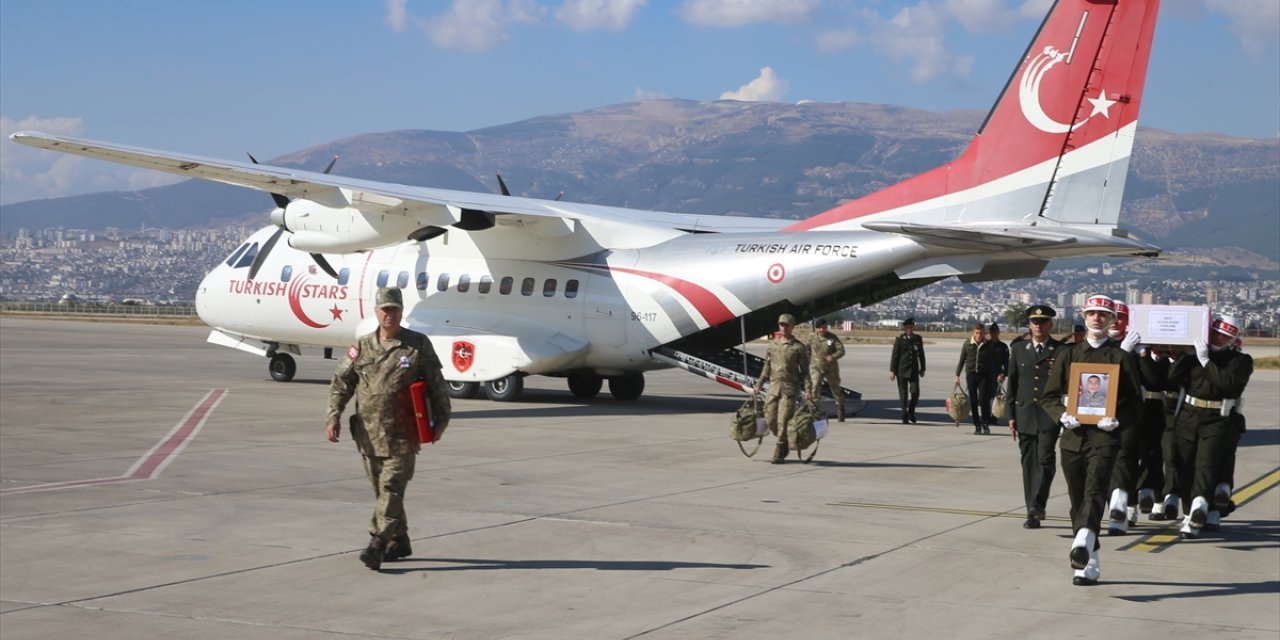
[452,340,475,373]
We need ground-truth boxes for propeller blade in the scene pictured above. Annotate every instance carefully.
[246,153,291,209]
[323,156,339,175]
[495,173,511,196]
[247,227,284,281]
[310,253,339,279]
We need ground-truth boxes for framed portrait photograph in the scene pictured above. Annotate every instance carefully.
[1067,363,1120,425]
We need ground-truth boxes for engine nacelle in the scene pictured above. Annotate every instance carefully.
[272,199,431,253]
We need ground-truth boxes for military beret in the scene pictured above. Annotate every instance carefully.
[777,313,797,325]
[1026,305,1056,320]
[815,318,829,327]
[375,287,404,309]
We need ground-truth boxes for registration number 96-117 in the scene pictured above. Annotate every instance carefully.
[630,311,658,322]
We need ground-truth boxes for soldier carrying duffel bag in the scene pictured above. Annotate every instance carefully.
[730,395,768,457]
[786,399,827,463]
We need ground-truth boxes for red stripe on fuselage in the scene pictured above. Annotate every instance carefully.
[568,263,735,327]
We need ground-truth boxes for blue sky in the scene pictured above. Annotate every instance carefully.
[1,0,1276,205]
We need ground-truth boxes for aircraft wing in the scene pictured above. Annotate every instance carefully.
[10,131,788,235]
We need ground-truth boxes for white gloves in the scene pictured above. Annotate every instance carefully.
[1098,416,1120,432]
[1061,413,1081,429]
[1120,331,1142,353]
[1194,336,1210,367]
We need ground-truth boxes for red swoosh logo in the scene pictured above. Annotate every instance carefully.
[289,274,330,328]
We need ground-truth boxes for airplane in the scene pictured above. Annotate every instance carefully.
[12,0,1162,404]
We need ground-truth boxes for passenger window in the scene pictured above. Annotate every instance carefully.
[397,271,409,289]
[338,268,350,285]
[458,274,471,293]
[500,277,514,295]
[478,276,493,294]
[521,277,535,296]
[565,279,579,299]
[225,243,249,267]
[543,279,557,297]
[437,273,451,292]
[280,265,293,282]
[233,243,259,269]
[376,270,389,287]
[416,272,428,290]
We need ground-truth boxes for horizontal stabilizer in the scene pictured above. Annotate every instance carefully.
[862,222,1078,250]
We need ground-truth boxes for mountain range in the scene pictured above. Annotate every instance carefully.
[3,99,1277,265]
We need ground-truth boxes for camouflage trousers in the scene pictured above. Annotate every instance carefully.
[362,453,417,541]
[814,364,844,416]
[764,389,803,442]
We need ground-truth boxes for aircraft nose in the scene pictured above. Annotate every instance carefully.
[195,269,216,326]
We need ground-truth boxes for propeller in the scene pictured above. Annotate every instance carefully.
[496,173,564,201]
[245,153,341,280]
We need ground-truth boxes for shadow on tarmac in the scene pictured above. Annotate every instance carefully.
[1111,579,1280,602]
[379,557,768,575]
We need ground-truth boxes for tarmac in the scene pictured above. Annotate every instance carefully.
[1,317,1277,640]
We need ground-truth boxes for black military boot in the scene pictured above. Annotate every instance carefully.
[771,439,790,464]
[837,403,846,422]
[360,536,386,571]
[908,399,918,424]
[386,535,413,561]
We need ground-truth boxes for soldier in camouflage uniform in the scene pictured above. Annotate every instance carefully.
[753,313,813,463]
[809,318,848,421]
[326,287,451,571]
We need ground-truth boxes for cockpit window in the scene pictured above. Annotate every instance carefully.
[233,243,260,269]
[338,268,350,285]
[281,265,293,282]
[225,243,250,267]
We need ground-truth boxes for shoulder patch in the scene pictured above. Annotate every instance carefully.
[347,345,360,359]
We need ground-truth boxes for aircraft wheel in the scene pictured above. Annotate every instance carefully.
[608,373,645,401]
[447,381,480,399]
[484,374,524,402]
[268,353,296,382]
[567,373,603,399]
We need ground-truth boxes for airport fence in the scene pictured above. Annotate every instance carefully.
[0,302,198,318]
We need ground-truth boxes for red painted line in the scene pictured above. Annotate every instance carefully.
[0,388,227,495]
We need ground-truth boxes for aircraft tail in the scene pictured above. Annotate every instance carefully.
[788,0,1160,233]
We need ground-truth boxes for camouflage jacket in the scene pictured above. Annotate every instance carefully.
[327,328,451,457]
[809,332,845,370]
[757,336,813,397]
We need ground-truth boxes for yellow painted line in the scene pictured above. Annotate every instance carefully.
[1124,466,1280,554]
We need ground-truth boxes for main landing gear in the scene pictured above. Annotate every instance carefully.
[565,372,644,401]
[268,352,296,382]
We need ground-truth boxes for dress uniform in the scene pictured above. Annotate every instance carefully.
[809,319,848,421]
[1136,348,1179,521]
[754,313,813,463]
[1005,305,1062,529]
[1168,314,1253,539]
[327,287,452,570]
[1102,301,1146,535]
[1041,295,1143,586]
[889,318,926,423]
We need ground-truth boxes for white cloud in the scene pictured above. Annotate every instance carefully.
[421,0,545,52]
[0,116,180,205]
[633,87,671,100]
[679,0,819,27]
[1017,0,1052,19]
[815,27,860,54]
[385,0,409,32]
[863,2,973,83]
[556,0,647,32]
[1206,0,1280,56]
[941,0,1016,33]
[720,66,790,101]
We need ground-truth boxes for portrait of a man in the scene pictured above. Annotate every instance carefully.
[1077,373,1108,415]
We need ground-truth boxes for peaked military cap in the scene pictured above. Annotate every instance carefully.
[1026,305,1056,321]
[902,317,915,326]
[375,287,404,309]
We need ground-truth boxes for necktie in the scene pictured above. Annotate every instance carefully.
[1036,344,1043,357]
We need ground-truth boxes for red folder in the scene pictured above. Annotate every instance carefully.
[410,381,434,444]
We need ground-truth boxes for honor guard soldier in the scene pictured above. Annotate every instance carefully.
[1005,304,1062,529]
[1041,294,1143,586]
[326,287,452,571]
[1103,301,1145,535]
[1136,344,1180,521]
[810,318,848,421]
[889,317,926,424]
[753,314,813,463]
[1169,314,1253,539]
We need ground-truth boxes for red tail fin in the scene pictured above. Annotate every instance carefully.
[790,0,1160,231]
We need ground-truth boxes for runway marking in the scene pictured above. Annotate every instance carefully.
[827,501,1070,522]
[1122,466,1280,554]
[0,388,227,495]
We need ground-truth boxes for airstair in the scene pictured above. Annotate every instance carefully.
[650,345,864,416]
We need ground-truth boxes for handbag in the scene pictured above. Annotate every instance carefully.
[992,383,1009,420]
[946,383,969,426]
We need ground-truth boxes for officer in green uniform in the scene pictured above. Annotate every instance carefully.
[889,317,926,424]
[1005,304,1061,529]
[753,313,812,463]
[326,287,452,570]
[1169,314,1253,539]
[809,318,848,421]
[1042,294,1142,586]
